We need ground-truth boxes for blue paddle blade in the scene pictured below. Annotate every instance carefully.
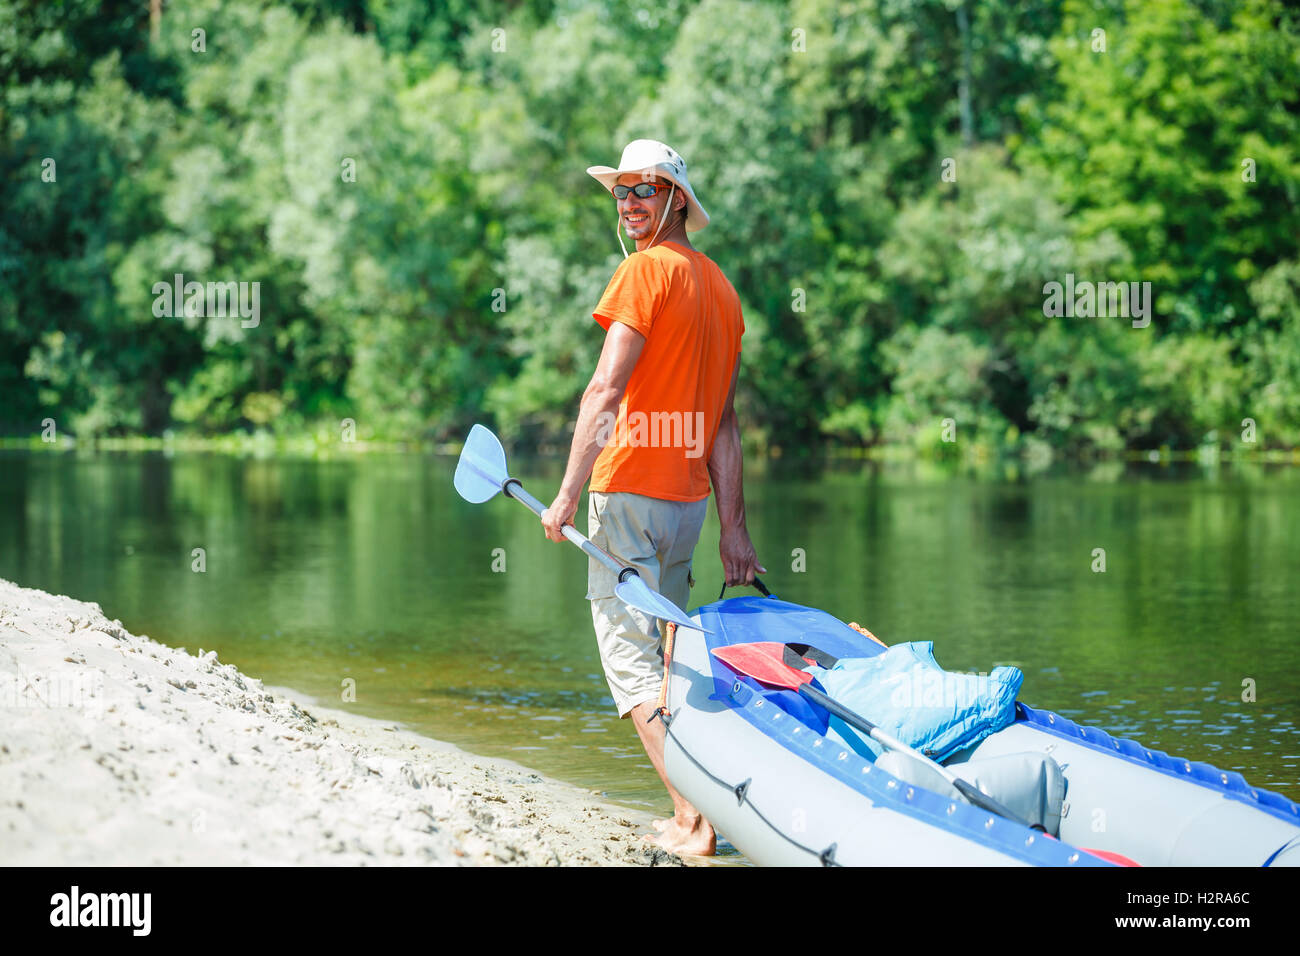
[454,423,708,634]
[615,576,707,634]
[454,424,509,503]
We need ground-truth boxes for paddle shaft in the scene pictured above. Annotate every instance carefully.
[502,479,628,580]
[795,681,1032,826]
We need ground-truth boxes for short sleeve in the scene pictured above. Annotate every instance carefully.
[593,252,669,338]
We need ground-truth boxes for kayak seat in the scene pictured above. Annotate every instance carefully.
[875,750,1066,836]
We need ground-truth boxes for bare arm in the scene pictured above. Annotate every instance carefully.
[541,322,645,541]
[707,362,766,586]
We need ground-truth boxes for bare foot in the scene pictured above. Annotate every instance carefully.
[652,818,672,833]
[643,817,716,856]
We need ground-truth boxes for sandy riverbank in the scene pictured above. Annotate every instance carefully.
[0,578,684,866]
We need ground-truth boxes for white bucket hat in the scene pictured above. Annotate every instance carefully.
[588,139,709,256]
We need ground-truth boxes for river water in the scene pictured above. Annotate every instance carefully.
[3,450,1297,823]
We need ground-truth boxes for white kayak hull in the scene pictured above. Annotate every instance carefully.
[663,596,1300,867]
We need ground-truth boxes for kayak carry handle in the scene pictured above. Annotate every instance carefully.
[718,576,772,601]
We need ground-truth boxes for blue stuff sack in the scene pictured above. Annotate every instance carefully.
[815,642,1023,762]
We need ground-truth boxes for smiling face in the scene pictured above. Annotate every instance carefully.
[615,172,686,246]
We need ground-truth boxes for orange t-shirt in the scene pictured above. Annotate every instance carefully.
[589,241,744,502]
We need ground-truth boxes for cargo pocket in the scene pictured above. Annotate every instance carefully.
[586,565,618,601]
[585,492,616,601]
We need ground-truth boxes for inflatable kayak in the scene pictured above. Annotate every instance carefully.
[661,594,1300,866]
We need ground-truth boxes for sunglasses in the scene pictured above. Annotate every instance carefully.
[611,181,672,200]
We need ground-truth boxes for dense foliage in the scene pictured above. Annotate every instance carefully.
[2,0,1297,455]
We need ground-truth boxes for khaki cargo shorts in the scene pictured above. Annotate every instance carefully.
[587,490,708,718]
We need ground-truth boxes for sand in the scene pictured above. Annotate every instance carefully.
[0,577,684,866]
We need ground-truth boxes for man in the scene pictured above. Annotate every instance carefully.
[541,140,765,856]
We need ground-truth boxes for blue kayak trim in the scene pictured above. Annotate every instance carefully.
[696,596,1112,866]
[696,593,1300,863]
[1263,834,1300,867]
[1014,702,1300,827]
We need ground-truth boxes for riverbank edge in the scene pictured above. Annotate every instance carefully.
[0,577,685,867]
[5,434,1300,466]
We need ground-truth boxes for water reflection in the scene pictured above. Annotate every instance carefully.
[1,449,1297,815]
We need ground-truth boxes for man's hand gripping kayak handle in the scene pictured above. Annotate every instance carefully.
[502,478,628,579]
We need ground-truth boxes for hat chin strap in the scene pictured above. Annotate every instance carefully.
[617,182,677,259]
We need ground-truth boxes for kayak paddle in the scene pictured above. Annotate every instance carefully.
[711,642,1033,827]
[454,424,705,634]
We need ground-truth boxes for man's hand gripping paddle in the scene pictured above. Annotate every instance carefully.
[454,424,706,634]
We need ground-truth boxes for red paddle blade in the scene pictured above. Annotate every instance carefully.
[711,643,813,690]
